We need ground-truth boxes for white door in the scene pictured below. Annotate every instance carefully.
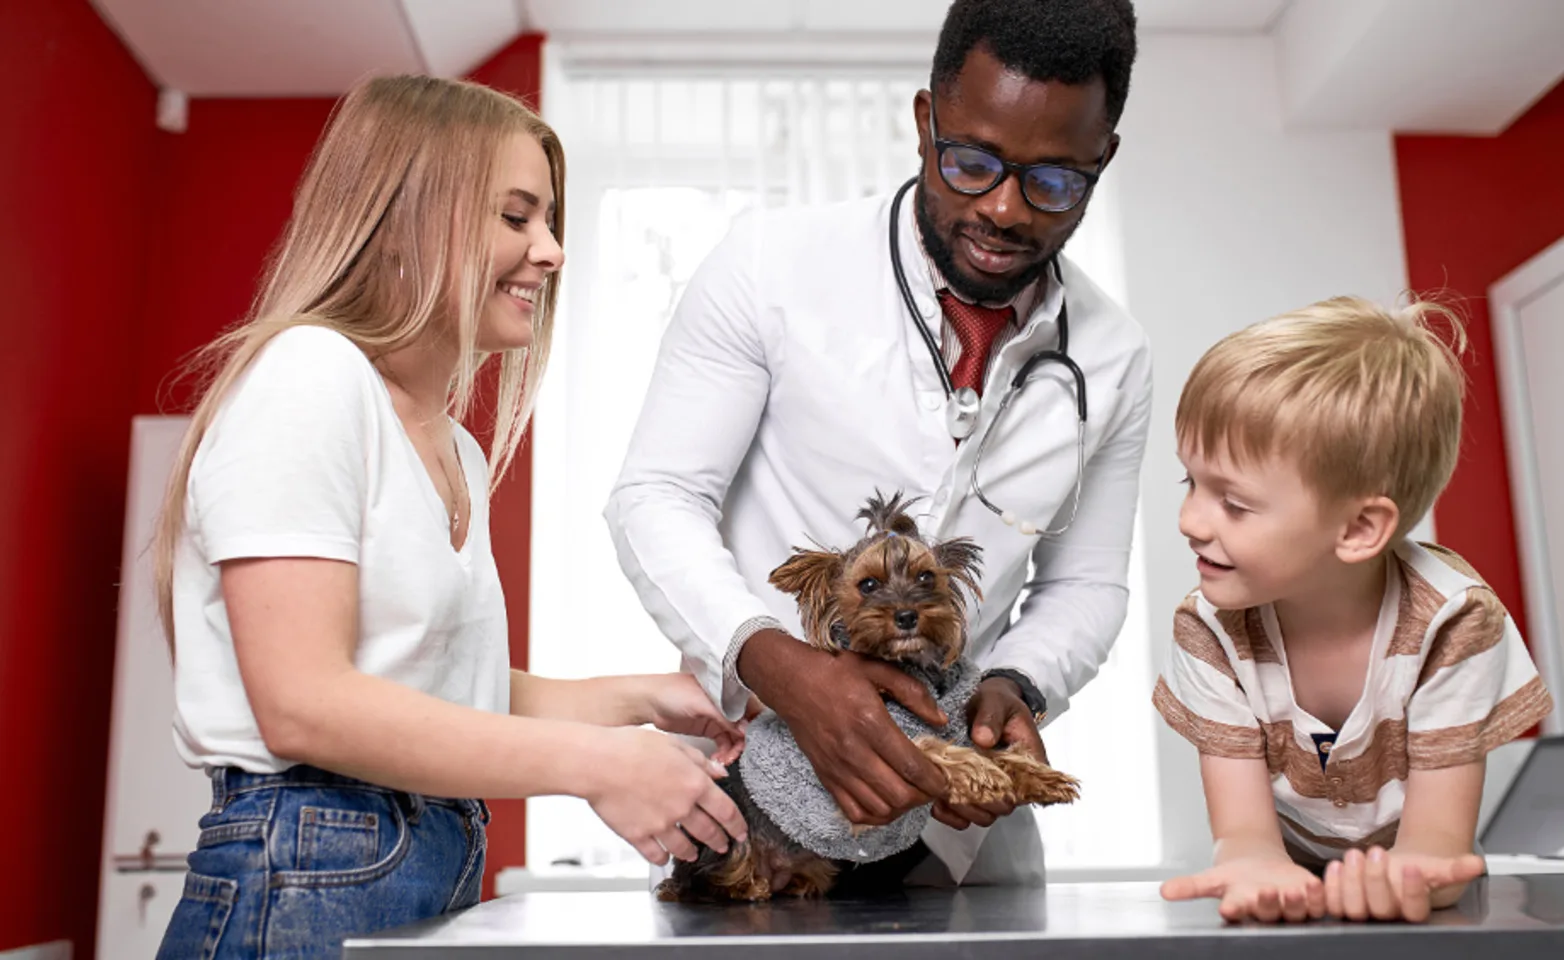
[1492,235,1564,735]
[96,416,213,959]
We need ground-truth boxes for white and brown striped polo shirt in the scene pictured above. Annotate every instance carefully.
[1153,540,1554,868]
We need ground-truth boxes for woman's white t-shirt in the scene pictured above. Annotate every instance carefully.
[171,325,511,773]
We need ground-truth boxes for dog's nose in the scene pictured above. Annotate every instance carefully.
[894,609,919,631]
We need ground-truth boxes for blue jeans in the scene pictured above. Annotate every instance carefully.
[157,765,488,959]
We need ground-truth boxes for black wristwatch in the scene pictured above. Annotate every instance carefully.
[981,668,1049,725]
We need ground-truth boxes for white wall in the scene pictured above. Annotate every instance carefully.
[1109,35,1412,868]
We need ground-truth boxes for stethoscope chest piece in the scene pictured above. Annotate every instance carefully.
[946,386,981,440]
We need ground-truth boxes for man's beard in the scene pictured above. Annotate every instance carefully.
[915,175,1077,304]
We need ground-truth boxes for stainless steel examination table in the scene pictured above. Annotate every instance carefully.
[344,872,1564,958]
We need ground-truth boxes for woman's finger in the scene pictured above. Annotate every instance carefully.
[634,836,670,866]
[675,807,729,855]
[695,780,748,844]
[657,827,700,863]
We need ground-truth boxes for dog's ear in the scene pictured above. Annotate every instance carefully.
[769,548,844,650]
[857,489,921,538]
[769,548,842,601]
[933,536,984,605]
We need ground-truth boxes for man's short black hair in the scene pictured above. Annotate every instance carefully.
[931,0,1138,127]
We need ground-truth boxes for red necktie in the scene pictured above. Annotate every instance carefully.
[938,289,1014,398]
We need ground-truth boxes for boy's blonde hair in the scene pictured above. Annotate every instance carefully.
[1176,296,1467,539]
[152,75,565,642]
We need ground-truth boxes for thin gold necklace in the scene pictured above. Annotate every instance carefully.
[437,432,467,537]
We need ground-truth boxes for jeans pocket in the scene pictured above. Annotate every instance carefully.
[273,793,410,888]
[156,872,237,960]
[298,805,382,873]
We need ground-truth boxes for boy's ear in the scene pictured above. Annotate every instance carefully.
[1337,495,1399,564]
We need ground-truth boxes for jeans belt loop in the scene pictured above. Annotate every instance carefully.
[401,791,427,825]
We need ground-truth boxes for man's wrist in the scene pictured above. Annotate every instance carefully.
[981,668,1048,723]
[735,627,805,702]
[723,616,782,704]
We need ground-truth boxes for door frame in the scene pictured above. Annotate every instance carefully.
[1491,234,1564,735]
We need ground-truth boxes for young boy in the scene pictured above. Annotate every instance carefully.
[1154,296,1554,924]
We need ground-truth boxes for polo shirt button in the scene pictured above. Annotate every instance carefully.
[1329,776,1343,786]
[1333,799,1348,808]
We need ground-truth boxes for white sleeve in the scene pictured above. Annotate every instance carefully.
[603,215,778,720]
[981,345,1153,719]
[190,327,378,565]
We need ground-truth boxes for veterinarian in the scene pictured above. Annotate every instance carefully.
[606,0,1149,886]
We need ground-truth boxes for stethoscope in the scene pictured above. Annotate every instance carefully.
[889,176,1087,537]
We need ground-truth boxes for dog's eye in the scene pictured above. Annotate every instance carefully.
[917,570,936,585]
[858,577,880,595]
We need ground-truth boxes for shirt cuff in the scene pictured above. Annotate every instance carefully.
[981,667,1049,725]
[723,615,784,703]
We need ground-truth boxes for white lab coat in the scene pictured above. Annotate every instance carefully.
[605,188,1153,883]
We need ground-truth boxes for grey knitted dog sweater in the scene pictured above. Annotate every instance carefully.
[737,656,981,863]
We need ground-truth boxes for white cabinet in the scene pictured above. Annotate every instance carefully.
[96,416,212,960]
[97,872,186,960]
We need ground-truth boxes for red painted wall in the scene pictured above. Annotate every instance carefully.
[0,3,543,950]
[0,0,157,953]
[1397,80,1564,643]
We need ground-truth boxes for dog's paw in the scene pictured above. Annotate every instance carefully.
[915,736,1014,806]
[993,746,1080,807]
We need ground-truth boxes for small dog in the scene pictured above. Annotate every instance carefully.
[657,492,1079,903]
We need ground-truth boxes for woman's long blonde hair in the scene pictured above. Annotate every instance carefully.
[153,75,565,641]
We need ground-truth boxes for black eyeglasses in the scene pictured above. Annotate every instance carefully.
[928,102,1106,213]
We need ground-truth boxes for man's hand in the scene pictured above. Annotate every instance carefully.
[737,629,951,825]
[932,676,1046,830]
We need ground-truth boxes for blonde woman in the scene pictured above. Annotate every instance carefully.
[153,76,747,959]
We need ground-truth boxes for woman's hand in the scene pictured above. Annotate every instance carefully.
[1323,846,1485,922]
[635,673,747,765]
[583,727,748,865]
[1161,858,1327,923]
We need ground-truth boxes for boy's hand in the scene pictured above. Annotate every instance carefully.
[1161,859,1326,923]
[1323,846,1485,922]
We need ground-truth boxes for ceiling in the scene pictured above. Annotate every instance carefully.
[88,0,1561,134]
[90,0,1291,98]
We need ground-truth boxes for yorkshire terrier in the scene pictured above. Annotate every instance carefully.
[656,492,1079,903]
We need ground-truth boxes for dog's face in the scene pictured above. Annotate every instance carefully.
[769,492,982,670]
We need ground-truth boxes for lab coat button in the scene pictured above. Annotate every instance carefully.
[920,394,942,412]
[934,489,949,506]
